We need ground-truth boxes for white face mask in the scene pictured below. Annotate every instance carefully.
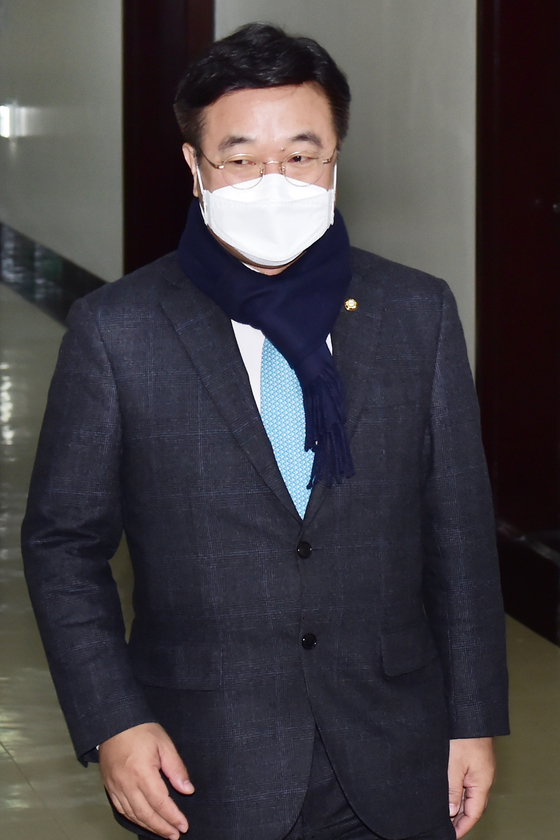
[197,168,336,267]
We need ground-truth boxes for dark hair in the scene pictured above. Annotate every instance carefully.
[174,23,351,150]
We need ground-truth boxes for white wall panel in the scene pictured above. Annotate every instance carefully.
[215,1,476,362]
[0,0,123,281]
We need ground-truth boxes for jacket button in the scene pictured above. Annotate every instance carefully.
[301,634,317,650]
[297,541,312,559]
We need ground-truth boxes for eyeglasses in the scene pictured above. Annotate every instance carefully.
[197,147,337,190]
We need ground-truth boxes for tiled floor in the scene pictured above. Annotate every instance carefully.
[1,280,560,839]
[0,283,129,839]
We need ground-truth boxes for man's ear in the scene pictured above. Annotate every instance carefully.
[182,144,199,197]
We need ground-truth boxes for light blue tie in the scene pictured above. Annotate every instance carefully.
[260,338,314,518]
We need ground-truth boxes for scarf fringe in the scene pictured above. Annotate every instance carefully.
[303,368,355,488]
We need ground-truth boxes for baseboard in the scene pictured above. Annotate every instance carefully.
[0,222,105,323]
[498,522,560,645]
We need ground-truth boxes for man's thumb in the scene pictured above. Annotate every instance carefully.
[448,785,463,817]
[160,743,195,794]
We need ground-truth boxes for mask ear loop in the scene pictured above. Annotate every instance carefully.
[328,162,338,225]
[195,160,210,225]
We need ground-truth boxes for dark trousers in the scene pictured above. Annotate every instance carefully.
[281,730,456,840]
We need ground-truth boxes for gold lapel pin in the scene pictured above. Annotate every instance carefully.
[344,298,358,312]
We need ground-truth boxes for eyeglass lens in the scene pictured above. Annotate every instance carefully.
[223,152,325,188]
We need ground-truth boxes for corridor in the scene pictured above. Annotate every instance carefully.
[1,281,560,839]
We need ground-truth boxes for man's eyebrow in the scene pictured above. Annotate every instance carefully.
[218,135,254,152]
[289,132,323,148]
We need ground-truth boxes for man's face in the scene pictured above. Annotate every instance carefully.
[182,82,338,196]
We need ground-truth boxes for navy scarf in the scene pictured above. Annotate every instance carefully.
[177,199,355,488]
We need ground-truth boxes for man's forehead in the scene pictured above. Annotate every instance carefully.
[200,83,336,148]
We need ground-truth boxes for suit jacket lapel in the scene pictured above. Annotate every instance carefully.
[304,269,385,524]
[333,273,385,438]
[160,260,300,520]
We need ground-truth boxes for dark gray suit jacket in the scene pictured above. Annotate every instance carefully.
[22,247,509,840]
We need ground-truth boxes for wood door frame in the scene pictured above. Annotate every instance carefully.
[123,0,214,274]
[476,0,560,643]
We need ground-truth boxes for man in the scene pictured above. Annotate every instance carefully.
[22,23,508,840]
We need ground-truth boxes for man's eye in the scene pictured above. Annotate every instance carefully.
[229,158,258,167]
[287,154,315,165]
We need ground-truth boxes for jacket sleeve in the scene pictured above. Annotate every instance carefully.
[21,296,156,764]
[421,284,509,739]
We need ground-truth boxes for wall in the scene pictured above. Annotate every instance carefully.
[0,0,123,281]
[215,1,477,362]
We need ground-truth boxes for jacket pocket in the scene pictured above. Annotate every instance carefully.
[380,619,438,677]
[130,641,223,690]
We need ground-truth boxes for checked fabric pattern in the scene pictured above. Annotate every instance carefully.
[260,338,314,518]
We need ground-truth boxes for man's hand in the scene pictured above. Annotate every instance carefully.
[99,722,194,839]
[448,737,496,838]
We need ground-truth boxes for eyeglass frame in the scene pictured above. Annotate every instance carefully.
[196,146,338,187]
